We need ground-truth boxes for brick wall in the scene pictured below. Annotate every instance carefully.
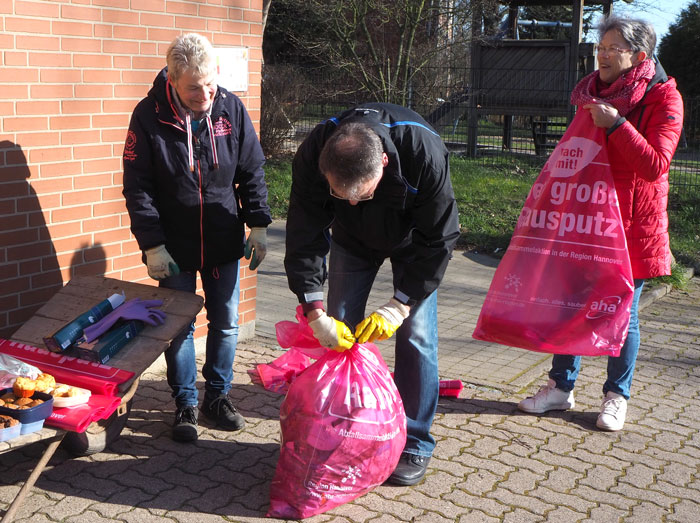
[0,0,264,340]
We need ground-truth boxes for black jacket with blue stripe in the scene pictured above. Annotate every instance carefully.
[284,102,460,306]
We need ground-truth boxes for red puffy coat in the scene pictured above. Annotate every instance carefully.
[606,72,684,279]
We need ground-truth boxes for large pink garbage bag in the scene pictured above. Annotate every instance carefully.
[267,313,407,519]
[473,111,634,356]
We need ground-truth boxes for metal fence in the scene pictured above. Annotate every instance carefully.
[263,65,700,205]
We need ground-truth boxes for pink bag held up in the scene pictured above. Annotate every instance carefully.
[473,111,635,357]
[267,313,407,519]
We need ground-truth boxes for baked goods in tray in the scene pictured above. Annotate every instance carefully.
[50,383,91,407]
[0,414,19,428]
[12,376,36,398]
[34,373,56,393]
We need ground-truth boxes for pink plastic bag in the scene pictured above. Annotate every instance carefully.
[267,313,407,519]
[473,111,634,357]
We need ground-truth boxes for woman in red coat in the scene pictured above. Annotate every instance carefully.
[518,15,684,431]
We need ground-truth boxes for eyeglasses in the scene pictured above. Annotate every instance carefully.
[594,44,633,56]
[329,185,375,201]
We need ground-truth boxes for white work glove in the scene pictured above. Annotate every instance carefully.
[308,311,355,352]
[355,298,411,343]
[244,227,267,270]
[144,245,180,280]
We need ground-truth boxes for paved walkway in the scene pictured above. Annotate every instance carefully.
[2,220,699,522]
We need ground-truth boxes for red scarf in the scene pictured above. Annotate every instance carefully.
[570,59,655,116]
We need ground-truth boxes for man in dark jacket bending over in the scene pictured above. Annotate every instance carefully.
[123,33,271,442]
[285,103,460,485]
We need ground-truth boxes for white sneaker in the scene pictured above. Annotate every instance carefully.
[596,392,627,431]
[518,379,575,414]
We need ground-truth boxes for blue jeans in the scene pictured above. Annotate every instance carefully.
[550,279,645,400]
[160,261,241,408]
[327,241,439,458]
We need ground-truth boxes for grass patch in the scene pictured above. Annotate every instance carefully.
[263,155,699,287]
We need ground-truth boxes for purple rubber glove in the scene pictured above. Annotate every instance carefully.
[81,298,166,343]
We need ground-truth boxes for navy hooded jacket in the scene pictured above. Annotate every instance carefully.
[122,68,271,271]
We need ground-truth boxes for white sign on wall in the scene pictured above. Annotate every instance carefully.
[214,47,249,93]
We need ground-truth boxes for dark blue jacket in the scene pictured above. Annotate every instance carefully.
[123,68,271,271]
[285,103,460,305]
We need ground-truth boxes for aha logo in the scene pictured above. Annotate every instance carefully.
[585,296,621,319]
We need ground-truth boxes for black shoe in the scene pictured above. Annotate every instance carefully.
[200,394,246,431]
[386,452,431,486]
[172,405,198,442]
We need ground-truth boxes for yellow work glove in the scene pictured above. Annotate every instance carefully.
[244,227,267,270]
[144,245,180,280]
[355,298,411,343]
[308,311,355,352]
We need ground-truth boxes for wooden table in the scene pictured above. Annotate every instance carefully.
[1,276,203,522]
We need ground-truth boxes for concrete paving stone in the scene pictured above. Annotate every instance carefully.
[667,499,700,522]
[6,491,62,522]
[537,466,584,492]
[37,493,100,521]
[629,501,680,522]
[457,509,501,522]
[394,490,466,520]
[119,507,189,523]
[451,454,514,478]
[446,492,511,518]
[501,507,546,523]
[353,491,424,520]
[543,506,590,523]
[581,504,628,523]
[486,488,550,515]
[526,485,598,514]
[497,468,541,493]
[90,487,154,518]
[612,483,679,509]
[527,449,595,474]
[573,484,645,510]
[618,461,659,489]
[651,480,700,502]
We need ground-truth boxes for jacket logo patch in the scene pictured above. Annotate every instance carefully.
[214,117,232,137]
[123,130,137,161]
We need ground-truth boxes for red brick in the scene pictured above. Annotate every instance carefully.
[46,221,82,239]
[206,19,222,32]
[73,54,112,68]
[140,42,158,55]
[50,115,91,130]
[39,161,82,178]
[95,24,112,38]
[94,201,128,216]
[85,243,122,262]
[83,69,121,83]
[17,35,60,51]
[114,25,148,40]
[29,177,73,195]
[62,37,102,53]
[113,252,145,270]
[102,128,132,143]
[4,117,48,132]
[31,84,74,99]
[113,85,150,99]
[103,99,139,114]
[41,68,82,83]
[61,99,102,114]
[0,262,19,282]
[102,9,139,24]
[75,171,116,188]
[61,130,100,145]
[175,16,207,30]
[93,0,130,8]
[221,21,249,34]
[73,144,112,160]
[0,214,29,233]
[243,8,263,23]
[29,147,72,163]
[15,1,59,17]
[29,52,72,67]
[140,12,175,27]
[19,258,42,276]
[213,33,243,46]
[20,286,62,308]
[16,100,60,116]
[6,17,51,34]
[95,227,132,245]
[0,275,31,296]
[0,85,29,100]
[75,84,114,98]
[52,20,94,37]
[82,215,121,233]
[7,241,52,261]
[138,0,166,12]
[121,70,156,84]
[4,52,28,66]
[147,27,181,43]
[102,186,126,201]
[61,188,102,206]
[61,5,101,21]
[167,1,198,15]
[113,56,131,69]
[103,40,139,54]
[52,234,93,255]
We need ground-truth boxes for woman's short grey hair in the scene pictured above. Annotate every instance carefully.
[166,33,216,82]
[598,15,656,57]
